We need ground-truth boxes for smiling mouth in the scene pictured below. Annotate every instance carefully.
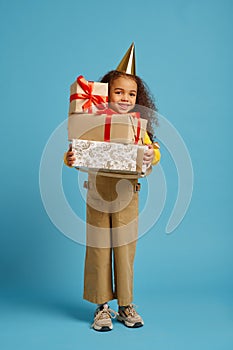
[118,103,131,110]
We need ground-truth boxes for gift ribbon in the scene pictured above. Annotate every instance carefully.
[97,109,142,144]
[132,112,141,144]
[104,114,112,142]
[70,75,108,112]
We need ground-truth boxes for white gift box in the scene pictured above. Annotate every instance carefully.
[71,139,149,174]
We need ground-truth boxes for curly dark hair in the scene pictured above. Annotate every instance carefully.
[100,70,158,141]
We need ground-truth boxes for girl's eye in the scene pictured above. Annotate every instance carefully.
[130,93,136,97]
[115,91,122,94]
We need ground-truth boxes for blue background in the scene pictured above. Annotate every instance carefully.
[1,0,232,349]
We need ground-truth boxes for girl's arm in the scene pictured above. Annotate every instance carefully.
[143,132,161,165]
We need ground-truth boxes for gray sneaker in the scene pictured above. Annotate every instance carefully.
[117,304,144,328]
[92,304,117,332]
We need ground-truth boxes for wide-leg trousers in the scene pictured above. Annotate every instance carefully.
[83,174,139,306]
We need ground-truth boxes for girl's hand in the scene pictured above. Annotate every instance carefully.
[66,144,76,166]
[143,144,154,165]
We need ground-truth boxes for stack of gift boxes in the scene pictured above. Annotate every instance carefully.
[68,75,149,175]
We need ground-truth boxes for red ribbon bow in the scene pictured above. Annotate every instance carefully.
[70,75,108,112]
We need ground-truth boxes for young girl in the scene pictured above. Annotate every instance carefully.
[65,46,160,332]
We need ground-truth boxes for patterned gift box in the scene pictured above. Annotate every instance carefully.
[71,139,148,174]
[69,75,108,114]
[68,113,147,144]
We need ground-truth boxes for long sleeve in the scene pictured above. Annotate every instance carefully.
[143,132,161,166]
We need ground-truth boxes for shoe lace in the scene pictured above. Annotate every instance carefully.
[124,304,138,317]
[92,306,117,327]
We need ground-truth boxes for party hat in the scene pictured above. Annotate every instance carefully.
[116,42,136,75]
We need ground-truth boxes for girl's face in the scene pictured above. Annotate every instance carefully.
[109,76,137,114]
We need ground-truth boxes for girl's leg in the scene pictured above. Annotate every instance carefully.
[111,179,139,306]
[113,240,137,306]
[83,244,114,304]
[84,175,114,304]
